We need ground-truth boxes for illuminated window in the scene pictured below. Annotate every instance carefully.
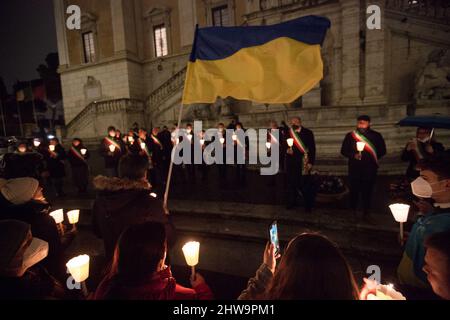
[82,32,96,63]
[154,24,168,57]
[212,5,229,26]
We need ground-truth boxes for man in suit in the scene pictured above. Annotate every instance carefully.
[341,115,387,222]
[285,117,316,212]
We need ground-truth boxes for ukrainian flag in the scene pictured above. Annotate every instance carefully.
[182,15,331,105]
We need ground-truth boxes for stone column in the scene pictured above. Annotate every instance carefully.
[53,0,70,67]
[111,0,127,54]
[339,0,363,106]
[364,0,388,105]
[178,0,197,48]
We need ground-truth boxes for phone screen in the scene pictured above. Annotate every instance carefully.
[269,221,280,255]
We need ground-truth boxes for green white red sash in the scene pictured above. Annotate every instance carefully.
[139,138,151,157]
[151,135,163,149]
[351,130,378,163]
[289,129,308,154]
[269,130,279,145]
[70,147,87,163]
[104,137,121,151]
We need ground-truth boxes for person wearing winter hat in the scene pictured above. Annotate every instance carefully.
[0,220,66,300]
[0,178,62,276]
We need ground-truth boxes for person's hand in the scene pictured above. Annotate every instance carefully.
[359,278,378,300]
[108,151,114,156]
[406,141,416,151]
[263,242,280,274]
[425,144,434,154]
[305,163,313,171]
[287,148,293,155]
[354,153,362,160]
[190,272,206,288]
[413,199,434,216]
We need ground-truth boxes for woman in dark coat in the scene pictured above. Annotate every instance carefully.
[46,138,66,197]
[67,138,90,194]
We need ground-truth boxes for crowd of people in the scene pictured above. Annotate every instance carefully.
[0,115,449,300]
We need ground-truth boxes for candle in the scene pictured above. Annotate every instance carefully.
[66,255,90,283]
[219,138,225,144]
[182,241,200,267]
[109,145,116,152]
[287,138,294,148]
[389,203,410,246]
[150,192,157,198]
[200,139,205,146]
[33,140,41,147]
[175,138,180,145]
[49,209,64,224]
[266,142,271,150]
[67,210,80,224]
[187,134,193,142]
[232,134,237,141]
[128,136,134,143]
[80,148,87,155]
[49,145,56,152]
[356,141,366,152]
[140,142,146,150]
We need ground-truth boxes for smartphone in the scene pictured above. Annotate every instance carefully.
[269,220,280,256]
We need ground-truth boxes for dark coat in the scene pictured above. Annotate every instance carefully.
[67,145,90,168]
[94,267,213,300]
[285,127,316,174]
[45,144,66,178]
[0,195,61,263]
[2,152,45,180]
[100,137,126,169]
[92,176,176,259]
[341,128,387,178]
[401,140,445,180]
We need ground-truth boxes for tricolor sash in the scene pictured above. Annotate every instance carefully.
[289,129,308,154]
[351,130,378,163]
[70,147,87,163]
[151,135,163,149]
[104,137,121,151]
[269,130,279,145]
[139,138,151,157]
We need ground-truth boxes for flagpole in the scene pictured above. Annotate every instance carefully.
[163,103,184,212]
[0,99,6,136]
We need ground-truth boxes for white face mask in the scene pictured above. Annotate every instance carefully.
[411,177,447,199]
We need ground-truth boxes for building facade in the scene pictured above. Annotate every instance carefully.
[54,0,450,173]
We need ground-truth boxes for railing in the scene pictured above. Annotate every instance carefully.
[66,98,144,133]
[258,0,334,11]
[386,0,450,24]
[145,66,187,114]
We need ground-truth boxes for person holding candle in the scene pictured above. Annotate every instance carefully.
[285,117,316,212]
[183,124,197,184]
[94,222,212,300]
[67,138,90,194]
[238,233,359,300]
[0,178,63,276]
[0,220,67,300]
[397,153,450,294]
[46,138,67,198]
[92,154,175,259]
[215,123,228,184]
[401,127,445,181]
[340,115,386,223]
[100,126,125,177]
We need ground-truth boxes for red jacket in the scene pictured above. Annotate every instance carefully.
[93,267,213,300]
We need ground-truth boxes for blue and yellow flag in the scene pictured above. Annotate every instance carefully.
[182,15,331,105]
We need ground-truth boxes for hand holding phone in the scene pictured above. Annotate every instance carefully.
[269,221,280,257]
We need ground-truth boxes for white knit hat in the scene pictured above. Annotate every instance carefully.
[0,178,40,205]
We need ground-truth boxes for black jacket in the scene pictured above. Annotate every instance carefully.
[67,145,90,168]
[45,144,66,178]
[341,128,387,178]
[0,195,61,264]
[401,140,445,180]
[100,137,126,169]
[285,127,316,173]
[92,176,176,259]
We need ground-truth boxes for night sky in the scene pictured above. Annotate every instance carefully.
[0,0,57,92]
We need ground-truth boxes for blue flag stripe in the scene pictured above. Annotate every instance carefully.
[189,15,331,62]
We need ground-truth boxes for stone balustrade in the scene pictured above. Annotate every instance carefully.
[386,0,450,23]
